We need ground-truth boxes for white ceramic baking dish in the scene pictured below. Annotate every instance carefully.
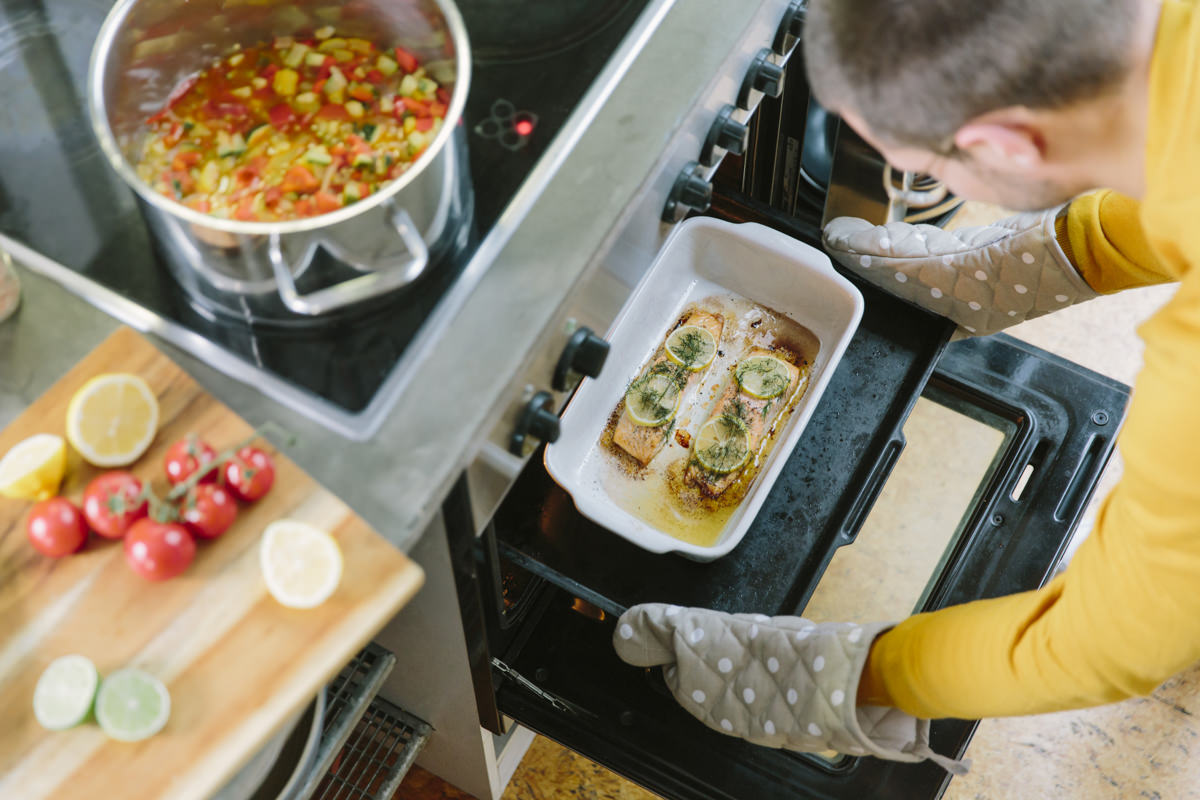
[544,216,864,560]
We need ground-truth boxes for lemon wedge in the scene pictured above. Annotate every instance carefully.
[665,325,718,372]
[0,433,66,500]
[624,371,682,427]
[260,520,344,609]
[65,374,159,467]
[734,355,792,400]
[693,415,751,474]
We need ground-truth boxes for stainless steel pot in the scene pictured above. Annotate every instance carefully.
[88,0,472,322]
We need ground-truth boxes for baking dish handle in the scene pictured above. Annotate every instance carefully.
[267,206,429,315]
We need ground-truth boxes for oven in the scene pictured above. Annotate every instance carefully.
[448,4,1131,799]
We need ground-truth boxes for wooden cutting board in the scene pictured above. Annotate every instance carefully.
[0,327,425,800]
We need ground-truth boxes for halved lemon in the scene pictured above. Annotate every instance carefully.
[665,325,718,371]
[624,372,682,427]
[693,416,751,474]
[0,433,66,500]
[65,374,159,467]
[260,520,344,609]
[735,355,792,400]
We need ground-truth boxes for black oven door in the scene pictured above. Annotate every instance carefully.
[450,310,1128,800]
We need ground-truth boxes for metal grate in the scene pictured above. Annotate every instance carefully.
[309,695,433,800]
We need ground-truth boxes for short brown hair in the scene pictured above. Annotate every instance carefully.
[803,0,1138,150]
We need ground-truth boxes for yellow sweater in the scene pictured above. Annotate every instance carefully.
[858,0,1200,718]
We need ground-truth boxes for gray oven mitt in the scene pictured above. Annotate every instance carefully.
[613,604,969,774]
[822,205,1097,335]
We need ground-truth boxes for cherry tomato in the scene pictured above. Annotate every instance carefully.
[164,436,218,485]
[27,498,88,557]
[180,484,238,540]
[83,472,148,539]
[124,519,196,581]
[222,447,275,502]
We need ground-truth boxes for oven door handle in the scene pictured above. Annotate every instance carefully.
[838,433,905,543]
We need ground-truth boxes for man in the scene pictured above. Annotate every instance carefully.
[613,0,1199,772]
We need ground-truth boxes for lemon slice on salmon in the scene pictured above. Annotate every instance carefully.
[665,325,718,371]
[624,372,682,427]
[693,415,751,474]
[735,355,792,400]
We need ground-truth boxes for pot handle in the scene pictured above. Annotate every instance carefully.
[267,206,429,315]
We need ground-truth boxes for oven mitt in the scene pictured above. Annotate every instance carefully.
[822,204,1097,335]
[0,249,19,323]
[613,604,969,774]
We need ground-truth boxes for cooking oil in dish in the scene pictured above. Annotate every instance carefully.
[594,294,819,549]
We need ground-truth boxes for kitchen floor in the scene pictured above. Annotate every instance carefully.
[396,203,1200,799]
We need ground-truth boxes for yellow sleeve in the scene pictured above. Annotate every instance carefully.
[1057,190,1175,292]
[857,275,1200,718]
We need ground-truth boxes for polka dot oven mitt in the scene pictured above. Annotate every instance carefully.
[614,604,969,774]
[822,205,1098,336]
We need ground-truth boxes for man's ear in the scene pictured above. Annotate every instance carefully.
[954,112,1044,171]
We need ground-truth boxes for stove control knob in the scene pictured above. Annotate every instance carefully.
[700,104,749,166]
[738,48,785,109]
[661,161,712,223]
[553,326,610,391]
[509,391,560,455]
[772,0,807,56]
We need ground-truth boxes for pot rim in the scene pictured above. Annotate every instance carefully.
[87,0,472,236]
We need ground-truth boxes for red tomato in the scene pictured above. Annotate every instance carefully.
[315,103,350,122]
[268,102,297,128]
[180,484,238,540]
[125,519,196,581]
[281,165,320,194]
[393,46,419,74]
[222,447,275,502]
[83,472,148,539]
[164,436,218,485]
[27,498,88,557]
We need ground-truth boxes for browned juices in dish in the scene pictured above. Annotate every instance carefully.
[611,310,725,466]
[598,296,819,548]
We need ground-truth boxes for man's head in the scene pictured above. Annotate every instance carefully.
[804,0,1146,209]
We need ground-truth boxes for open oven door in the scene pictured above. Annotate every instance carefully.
[451,319,1128,800]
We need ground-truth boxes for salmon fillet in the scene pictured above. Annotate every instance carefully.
[687,347,806,497]
[612,310,725,466]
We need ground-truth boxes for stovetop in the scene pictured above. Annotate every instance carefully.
[0,0,655,421]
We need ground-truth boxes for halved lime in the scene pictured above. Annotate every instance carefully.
[33,654,99,731]
[665,325,718,371]
[95,669,170,742]
[625,372,682,427]
[735,355,792,400]
[694,416,751,473]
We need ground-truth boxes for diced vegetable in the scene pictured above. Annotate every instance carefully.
[281,164,319,193]
[304,144,333,165]
[305,51,327,67]
[230,86,252,98]
[376,55,398,76]
[283,43,310,68]
[316,37,346,52]
[246,123,272,146]
[330,48,354,62]
[314,26,334,40]
[272,68,299,96]
[344,182,363,202]
[323,66,348,103]
[314,191,342,213]
[393,46,419,74]
[252,76,268,90]
[398,73,418,97]
[293,91,321,113]
[345,100,365,119]
[216,131,247,157]
[348,83,375,103]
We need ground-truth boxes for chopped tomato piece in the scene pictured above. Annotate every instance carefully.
[399,96,431,117]
[188,198,212,213]
[393,46,419,74]
[429,101,447,118]
[264,186,283,207]
[168,170,195,195]
[415,116,434,132]
[235,156,267,185]
[163,121,186,147]
[269,103,297,128]
[315,103,350,121]
[313,191,342,213]
[281,164,320,194]
[234,199,257,220]
[348,84,375,103]
[295,197,315,216]
[260,63,279,80]
[365,69,385,84]
[172,150,203,171]
[316,59,335,80]
[436,87,450,106]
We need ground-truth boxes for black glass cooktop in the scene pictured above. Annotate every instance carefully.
[0,0,654,417]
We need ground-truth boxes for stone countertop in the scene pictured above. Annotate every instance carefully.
[0,0,768,553]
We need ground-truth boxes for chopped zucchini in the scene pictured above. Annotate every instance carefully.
[358,122,380,143]
[323,66,348,104]
[216,130,247,157]
[344,182,363,203]
[314,26,335,40]
[246,123,272,146]
[345,100,365,119]
[230,86,252,99]
[228,53,245,67]
[251,76,268,90]
[293,91,321,113]
[376,55,398,76]
[197,160,220,193]
[417,78,438,96]
[283,43,310,68]
[331,48,354,62]
[305,51,327,68]
[352,152,374,168]
[398,74,419,97]
[303,144,333,165]
[316,37,347,52]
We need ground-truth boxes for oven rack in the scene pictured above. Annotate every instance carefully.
[298,642,433,800]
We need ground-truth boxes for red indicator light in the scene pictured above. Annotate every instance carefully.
[515,119,534,136]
